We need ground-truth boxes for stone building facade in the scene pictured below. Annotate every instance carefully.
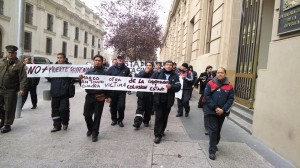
[161,0,300,167]
[0,0,105,63]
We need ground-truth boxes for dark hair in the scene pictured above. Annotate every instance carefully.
[173,62,177,66]
[57,53,66,58]
[188,65,193,70]
[146,61,154,67]
[156,62,162,66]
[165,60,173,65]
[93,55,103,61]
[217,67,227,74]
[205,65,213,71]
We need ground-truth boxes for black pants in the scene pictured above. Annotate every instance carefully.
[110,91,126,122]
[22,85,37,108]
[204,114,225,154]
[177,89,191,115]
[84,94,105,136]
[51,97,70,128]
[134,95,152,126]
[154,102,171,137]
[0,89,18,125]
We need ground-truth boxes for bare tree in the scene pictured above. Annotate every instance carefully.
[97,0,162,61]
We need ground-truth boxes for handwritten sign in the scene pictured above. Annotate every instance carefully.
[81,75,168,93]
[25,64,92,77]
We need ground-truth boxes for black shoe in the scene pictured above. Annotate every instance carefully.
[0,119,4,129]
[176,114,183,117]
[92,135,98,142]
[161,133,165,137]
[185,113,189,117]
[154,137,161,144]
[86,130,92,137]
[209,154,216,160]
[31,106,37,109]
[133,123,140,129]
[63,125,68,130]
[111,121,117,126]
[51,127,61,132]
[1,125,11,133]
[118,121,124,127]
[144,123,150,127]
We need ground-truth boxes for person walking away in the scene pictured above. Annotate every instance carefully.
[107,55,130,127]
[176,63,194,117]
[21,56,40,109]
[151,60,181,144]
[50,53,74,132]
[133,62,154,129]
[79,55,112,142]
[203,67,234,160]
[0,45,27,133]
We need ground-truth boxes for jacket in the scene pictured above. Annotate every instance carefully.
[179,70,194,90]
[203,77,234,115]
[84,66,110,98]
[194,71,215,94]
[107,63,130,95]
[0,57,27,91]
[151,69,181,108]
[136,69,154,98]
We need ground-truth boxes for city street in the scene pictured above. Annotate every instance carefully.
[0,78,294,168]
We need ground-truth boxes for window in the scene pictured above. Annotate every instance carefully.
[84,31,88,43]
[62,42,67,55]
[92,35,95,46]
[47,14,53,31]
[91,49,94,59]
[0,0,4,15]
[205,0,214,53]
[46,38,52,54]
[75,27,79,40]
[97,51,100,55]
[25,3,33,25]
[63,21,68,36]
[74,45,78,58]
[24,32,32,52]
[98,39,101,48]
[83,47,87,59]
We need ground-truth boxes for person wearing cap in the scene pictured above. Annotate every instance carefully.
[0,45,27,133]
[133,61,154,129]
[176,63,194,117]
[107,55,130,127]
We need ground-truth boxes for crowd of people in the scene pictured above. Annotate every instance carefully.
[0,45,234,160]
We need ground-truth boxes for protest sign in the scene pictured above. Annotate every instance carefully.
[25,64,92,77]
[80,75,168,93]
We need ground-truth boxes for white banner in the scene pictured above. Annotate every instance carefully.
[25,64,92,77]
[81,75,168,93]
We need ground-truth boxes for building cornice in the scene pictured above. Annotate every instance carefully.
[0,15,11,22]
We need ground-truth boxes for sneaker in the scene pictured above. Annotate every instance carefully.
[63,125,68,130]
[209,154,216,160]
[1,125,11,133]
[50,127,61,133]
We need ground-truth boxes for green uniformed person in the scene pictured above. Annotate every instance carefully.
[0,45,27,133]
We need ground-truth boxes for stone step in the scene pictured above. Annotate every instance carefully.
[228,112,253,134]
[230,105,253,124]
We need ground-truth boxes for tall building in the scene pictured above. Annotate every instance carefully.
[0,0,105,63]
[161,0,300,167]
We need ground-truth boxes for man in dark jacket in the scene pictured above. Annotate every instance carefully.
[107,55,130,127]
[176,63,194,117]
[22,56,40,109]
[0,45,27,133]
[50,53,74,132]
[151,60,181,144]
[203,67,234,160]
[79,55,111,142]
[133,62,154,129]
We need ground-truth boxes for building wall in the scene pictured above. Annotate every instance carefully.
[0,0,104,64]
[253,0,300,167]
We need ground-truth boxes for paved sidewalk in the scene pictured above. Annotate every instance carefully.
[0,84,294,167]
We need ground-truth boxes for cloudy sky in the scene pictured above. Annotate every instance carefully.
[81,0,173,28]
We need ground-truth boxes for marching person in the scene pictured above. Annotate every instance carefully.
[0,45,27,133]
[151,60,181,144]
[22,56,40,109]
[79,55,111,142]
[133,62,154,129]
[50,53,74,132]
[176,63,194,117]
[203,67,234,160]
[107,55,130,127]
